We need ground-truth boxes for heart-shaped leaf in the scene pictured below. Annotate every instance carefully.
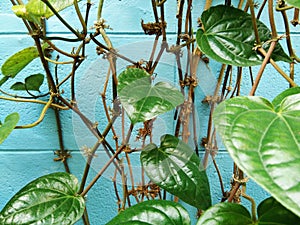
[10,74,44,92]
[106,200,191,225]
[0,112,19,144]
[141,134,211,210]
[0,172,85,225]
[285,0,300,8]
[196,203,252,225]
[213,89,300,217]
[12,0,81,24]
[118,68,184,124]
[257,197,300,224]
[196,5,292,67]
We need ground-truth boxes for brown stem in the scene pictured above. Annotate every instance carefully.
[249,41,277,96]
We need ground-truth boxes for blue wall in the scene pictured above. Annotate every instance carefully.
[1,1,299,224]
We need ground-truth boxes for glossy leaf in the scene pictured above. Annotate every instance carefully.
[12,0,80,24]
[196,5,292,66]
[257,197,300,225]
[10,74,44,92]
[106,200,191,225]
[0,172,85,225]
[285,0,300,8]
[272,87,300,111]
[196,203,252,225]
[213,89,300,217]
[141,134,211,210]
[0,112,19,144]
[118,68,184,124]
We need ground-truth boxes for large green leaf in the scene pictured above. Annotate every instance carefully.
[213,89,300,217]
[257,197,300,224]
[106,200,191,225]
[196,5,292,67]
[12,0,80,24]
[141,134,211,210]
[285,0,300,8]
[0,172,85,225]
[10,74,44,92]
[118,68,184,124]
[0,112,19,144]
[196,203,252,225]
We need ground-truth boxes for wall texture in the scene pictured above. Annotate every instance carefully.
[0,1,299,224]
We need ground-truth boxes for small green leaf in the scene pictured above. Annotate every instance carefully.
[1,46,40,78]
[118,68,184,124]
[141,134,211,210]
[213,89,300,218]
[196,5,292,66]
[0,172,85,225]
[285,0,300,8]
[257,197,300,225]
[0,112,19,144]
[106,200,191,225]
[12,0,81,24]
[10,82,26,91]
[196,203,252,225]
[1,44,48,86]
[12,5,41,24]
[10,74,44,92]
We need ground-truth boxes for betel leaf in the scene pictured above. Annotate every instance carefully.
[196,5,292,67]
[118,68,184,124]
[0,112,19,144]
[257,197,300,225]
[10,74,44,92]
[0,172,85,225]
[106,200,191,225]
[213,89,300,218]
[272,87,300,111]
[1,43,48,87]
[12,0,81,24]
[141,134,211,210]
[12,5,41,24]
[1,46,40,78]
[285,0,300,8]
[196,203,252,225]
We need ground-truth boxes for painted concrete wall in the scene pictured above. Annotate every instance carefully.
[0,1,299,224]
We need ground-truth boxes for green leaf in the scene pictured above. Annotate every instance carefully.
[12,5,41,24]
[0,112,19,144]
[1,46,40,78]
[1,44,48,87]
[12,0,81,24]
[106,200,191,225]
[118,68,184,124]
[196,5,292,67]
[0,172,85,225]
[257,197,300,225]
[285,0,300,8]
[272,87,300,111]
[213,89,300,218]
[10,74,44,92]
[141,134,211,210]
[196,203,252,225]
